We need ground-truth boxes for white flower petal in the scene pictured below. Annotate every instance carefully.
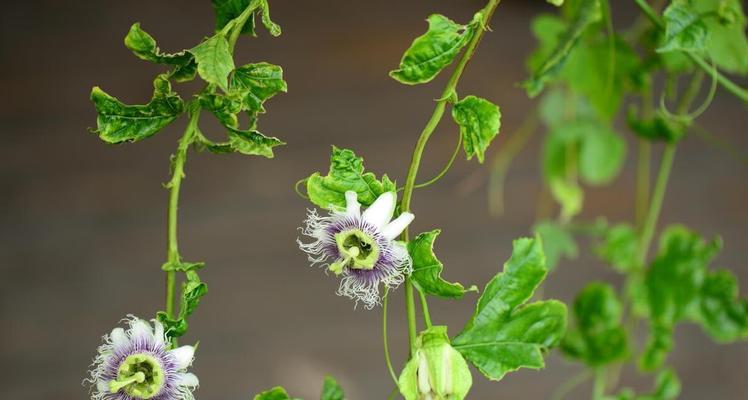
[362,191,396,228]
[130,319,153,341]
[345,191,361,218]
[170,345,196,370]
[152,320,165,346]
[176,372,199,388]
[110,327,128,349]
[382,212,414,240]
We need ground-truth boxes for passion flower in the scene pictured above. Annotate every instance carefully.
[87,316,198,400]
[298,190,414,309]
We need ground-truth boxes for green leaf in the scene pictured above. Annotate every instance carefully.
[124,23,192,66]
[91,75,184,144]
[657,1,708,54]
[212,0,256,35]
[408,230,471,299]
[560,37,642,120]
[189,34,235,91]
[641,225,726,370]
[453,237,567,380]
[161,260,206,272]
[561,282,628,366]
[578,125,626,185]
[305,147,397,210]
[533,221,578,271]
[157,270,208,339]
[694,0,748,74]
[524,0,602,97]
[230,62,287,113]
[595,223,639,273]
[699,269,748,342]
[549,179,584,222]
[451,95,501,163]
[227,127,284,158]
[543,120,625,187]
[253,386,296,400]
[548,0,564,6]
[390,13,480,84]
[200,92,244,128]
[258,0,281,37]
[399,326,472,400]
[320,376,344,400]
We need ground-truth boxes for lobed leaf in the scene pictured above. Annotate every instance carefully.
[408,230,472,299]
[305,147,396,210]
[124,23,192,66]
[561,282,628,366]
[657,1,708,54]
[91,75,184,144]
[230,62,288,113]
[451,95,501,163]
[453,237,567,380]
[189,34,235,91]
[595,223,639,273]
[320,376,345,400]
[389,13,480,84]
[641,225,748,370]
[227,127,284,158]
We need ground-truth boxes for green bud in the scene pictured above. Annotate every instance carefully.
[398,326,472,400]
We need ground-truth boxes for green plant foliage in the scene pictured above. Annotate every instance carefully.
[695,0,748,74]
[451,95,501,163]
[91,76,184,144]
[399,326,472,400]
[408,230,472,299]
[595,223,639,273]
[189,34,235,91]
[305,147,397,210]
[253,387,298,400]
[390,13,481,84]
[533,220,578,271]
[320,376,345,400]
[227,127,285,158]
[641,225,748,370]
[657,1,708,54]
[212,0,279,37]
[543,121,626,186]
[524,0,602,97]
[157,270,208,339]
[230,62,288,113]
[561,282,628,366]
[452,237,567,380]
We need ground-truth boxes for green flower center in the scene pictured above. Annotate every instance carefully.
[329,229,379,274]
[110,353,165,399]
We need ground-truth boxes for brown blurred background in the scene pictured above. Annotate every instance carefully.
[1,1,747,399]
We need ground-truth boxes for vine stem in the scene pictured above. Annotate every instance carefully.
[382,289,399,385]
[632,0,748,103]
[592,368,607,400]
[399,0,502,356]
[165,102,201,321]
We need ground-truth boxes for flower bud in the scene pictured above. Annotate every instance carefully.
[398,326,472,400]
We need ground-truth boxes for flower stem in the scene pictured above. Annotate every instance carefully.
[635,142,675,266]
[165,103,201,322]
[399,0,502,356]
